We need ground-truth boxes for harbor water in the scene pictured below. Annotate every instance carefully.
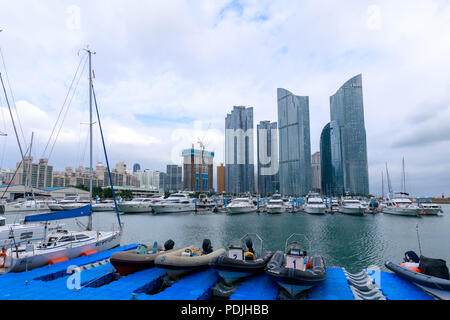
[5,205,450,273]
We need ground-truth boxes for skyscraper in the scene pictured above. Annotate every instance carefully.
[329,74,369,195]
[320,122,335,195]
[277,89,312,196]
[225,106,255,195]
[257,121,279,196]
[217,163,226,194]
[311,152,321,193]
[182,147,214,193]
[166,165,182,192]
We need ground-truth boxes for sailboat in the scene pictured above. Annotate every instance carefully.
[0,48,123,273]
[383,159,422,217]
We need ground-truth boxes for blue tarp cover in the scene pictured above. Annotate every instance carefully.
[24,205,92,222]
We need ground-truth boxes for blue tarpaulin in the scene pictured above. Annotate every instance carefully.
[24,205,92,223]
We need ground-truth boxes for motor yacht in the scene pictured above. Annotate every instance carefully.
[227,197,257,214]
[304,193,326,215]
[417,198,443,215]
[339,199,366,216]
[92,199,116,212]
[151,193,195,214]
[117,197,160,214]
[0,199,51,213]
[47,195,88,211]
[266,194,286,214]
[383,195,423,217]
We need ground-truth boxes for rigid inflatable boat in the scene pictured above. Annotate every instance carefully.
[385,251,450,299]
[210,233,274,284]
[110,239,185,276]
[154,239,226,279]
[265,234,327,297]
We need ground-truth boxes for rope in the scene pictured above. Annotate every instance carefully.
[47,55,88,161]
[91,82,122,230]
[41,53,87,158]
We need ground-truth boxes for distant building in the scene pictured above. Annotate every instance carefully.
[257,121,279,196]
[182,147,214,193]
[14,157,53,188]
[217,163,226,194]
[225,106,255,195]
[132,163,141,173]
[311,152,321,193]
[166,165,182,192]
[320,123,334,195]
[277,88,312,196]
[329,74,369,196]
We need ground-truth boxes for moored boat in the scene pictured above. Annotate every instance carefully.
[339,199,366,216]
[154,239,225,279]
[265,234,327,297]
[304,193,326,215]
[110,239,185,276]
[210,234,273,284]
[383,194,423,217]
[385,251,450,299]
[266,194,285,214]
[227,197,256,215]
[151,193,195,214]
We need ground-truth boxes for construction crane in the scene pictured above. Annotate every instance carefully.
[196,123,211,194]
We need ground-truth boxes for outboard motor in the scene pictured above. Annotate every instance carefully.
[245,238,254,254]
[404,251,420,263]
[202,239,213,254]
[164,239,175,251]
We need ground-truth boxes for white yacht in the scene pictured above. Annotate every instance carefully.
[92,200,116,212]
[151,193,195,214]
[417,199,443,215]
[1,227,121,273]
[0,199,50,213]
[227,197,257,215]
[267,194,286,214]
[117,197,159,214]
[47,196,88,211]
[304,193,326,215]
[339,199,366,216]
[383,195,423,217]
[0,216,63,247]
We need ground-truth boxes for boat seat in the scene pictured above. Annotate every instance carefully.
[228,246,244,260]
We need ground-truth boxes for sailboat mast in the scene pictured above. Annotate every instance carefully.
[402,157,406,194]
[381,170,384,199]
[87,48,94,231]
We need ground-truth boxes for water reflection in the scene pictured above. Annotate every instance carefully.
[4,205,450,273]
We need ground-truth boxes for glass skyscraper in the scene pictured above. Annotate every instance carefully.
[225,106,255,195]
[320,122,335,195]
[166,164,182,192]
[329,74,369,196]
[257,121,279,196]
[277,88,312,196]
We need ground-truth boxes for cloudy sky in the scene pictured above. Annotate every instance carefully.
[0,0,449,196]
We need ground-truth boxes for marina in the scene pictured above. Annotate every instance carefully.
[0,204,448,300]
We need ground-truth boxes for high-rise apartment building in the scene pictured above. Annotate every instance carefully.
[257,121,279,196]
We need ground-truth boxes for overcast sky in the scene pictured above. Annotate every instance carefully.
[0,0,449,196]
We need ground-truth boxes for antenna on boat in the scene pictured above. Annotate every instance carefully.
[415,223,422,256]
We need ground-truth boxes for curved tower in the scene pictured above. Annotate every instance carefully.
[329,74,369,196]
[277,88,312,196]
[320,122,334,196]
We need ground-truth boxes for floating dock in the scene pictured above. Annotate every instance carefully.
[0,244,438,300]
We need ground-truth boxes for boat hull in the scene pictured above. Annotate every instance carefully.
[152,204,195,214]
[266,206,285,214]
[339,207,365,216]
[3,231,121,273]
[305,207,326,215]
[383,208,422,217]
[118,204,153,213]
[227,207,256,214]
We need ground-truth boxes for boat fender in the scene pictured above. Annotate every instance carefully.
[164,239,175,251]
[244,251,255,261]
[0,247,6,268]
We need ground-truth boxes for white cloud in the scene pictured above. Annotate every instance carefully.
[0,0,449,195]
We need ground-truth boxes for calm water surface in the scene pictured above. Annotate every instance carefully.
[6,205,450,273]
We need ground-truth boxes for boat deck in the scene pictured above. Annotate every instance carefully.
[0,244,438,300]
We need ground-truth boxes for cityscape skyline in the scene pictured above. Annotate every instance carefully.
[0,1,449,197]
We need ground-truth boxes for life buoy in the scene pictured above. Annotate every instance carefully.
[0,248,7,268]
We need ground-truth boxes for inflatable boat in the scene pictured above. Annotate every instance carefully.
[154,239,226,279]
[385,250,450,299]
[210,233,273,284]
[265,234,327,297]
[110,239,185,276]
